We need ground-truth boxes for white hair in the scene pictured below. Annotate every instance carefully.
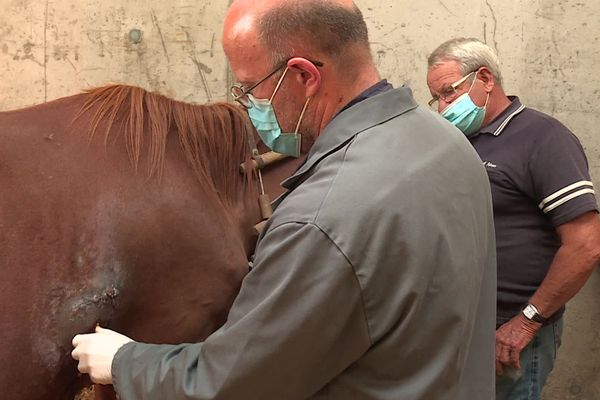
[428,38,503,85]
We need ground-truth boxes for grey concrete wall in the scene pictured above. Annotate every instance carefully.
[1,0,598,398]
[0,0,232,108]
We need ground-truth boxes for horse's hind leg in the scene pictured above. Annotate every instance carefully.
[93,384,118,400]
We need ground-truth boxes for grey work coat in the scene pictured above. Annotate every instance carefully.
[113,87,497,399]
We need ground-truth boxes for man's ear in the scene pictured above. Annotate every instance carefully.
[287,57,321,97]
[478,67,496,92]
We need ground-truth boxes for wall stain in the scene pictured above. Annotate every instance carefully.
[11,41,44,66]
[484,0,499,55]
[52,44,79,61]
[150,9,170,63]
[85,30,116,58]
[184,29,213,102]
[0,24,14,42]
[437,0,458,17]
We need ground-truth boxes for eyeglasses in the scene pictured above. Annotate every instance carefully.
[428,70,477,108]
[231,59,324,109]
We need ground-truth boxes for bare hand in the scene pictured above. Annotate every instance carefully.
[495,313,541,375]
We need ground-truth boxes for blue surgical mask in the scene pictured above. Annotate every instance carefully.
[441,76,489,137]
[247,95,302,157]
[246,68,310,157]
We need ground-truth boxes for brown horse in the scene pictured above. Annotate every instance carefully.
[0,85,302,400]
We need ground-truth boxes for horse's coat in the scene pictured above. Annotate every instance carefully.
[0,85,303,400]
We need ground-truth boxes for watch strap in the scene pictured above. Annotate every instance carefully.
[522,303,548,324]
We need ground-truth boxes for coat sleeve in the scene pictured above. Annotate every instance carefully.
[112,221,371,400]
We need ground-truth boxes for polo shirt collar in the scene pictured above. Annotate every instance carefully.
[336,79,393,116]
[478,96,526,137]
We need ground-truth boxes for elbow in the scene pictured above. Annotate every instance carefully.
[565,238,600,275]
[583,239,600,272]
[589,227,600,266]
[562,212,600,272]
[592,249,600,271]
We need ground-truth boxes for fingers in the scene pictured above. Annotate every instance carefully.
[495,336,503,362]
[500,345,511,364]
[71,337,89,374]
[71,335,102,379]
[72,334,82,348]
[495,327,522,373]
[509,347,521,369]
[71,347,81,362]
[495,359,504,376]
[74,354,90,374]
[71,332,96,363]
[496,343,521,369]
[498,346,521,369]
[72,334,91,369]
[495,336,511,365]
[71,333,91,359]
[73,326,103,348]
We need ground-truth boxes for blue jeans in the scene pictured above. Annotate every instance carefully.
[496,317,564,400]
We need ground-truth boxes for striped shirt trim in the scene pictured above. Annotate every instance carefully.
[538,181,595,214]
[493,104,526,136]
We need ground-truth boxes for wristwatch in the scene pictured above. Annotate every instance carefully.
[522,303,548,324]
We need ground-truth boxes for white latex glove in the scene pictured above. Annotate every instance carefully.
[72,326,133,385]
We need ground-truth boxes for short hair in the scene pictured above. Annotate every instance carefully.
[257,0,370,67]
[428,38,503,85]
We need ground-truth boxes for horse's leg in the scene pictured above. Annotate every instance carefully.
[93,384,118,400]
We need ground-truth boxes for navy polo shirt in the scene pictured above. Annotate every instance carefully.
[337,79,393,115]
[470,96,598,325]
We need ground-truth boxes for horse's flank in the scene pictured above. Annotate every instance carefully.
[77,84,254,206]
[0,85,264,400]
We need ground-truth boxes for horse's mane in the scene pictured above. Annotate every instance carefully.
[77,84,253,205]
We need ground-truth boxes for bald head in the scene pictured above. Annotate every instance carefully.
[222,0,260,45]
[223,0,371,68]
[223,0,381,139]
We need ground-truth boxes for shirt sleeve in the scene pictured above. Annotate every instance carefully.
[112,222,370,400]
[528,119,598,226]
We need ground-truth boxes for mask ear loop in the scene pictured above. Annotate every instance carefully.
[467,70,479,92]
[269,67,289,103]
[468,70,490,108]
[253,67,296,234]
[483,91,490,108]
[294,97,312,134]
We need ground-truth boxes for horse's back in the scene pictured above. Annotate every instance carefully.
[0,96,252,399]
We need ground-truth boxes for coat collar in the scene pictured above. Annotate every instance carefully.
[281,86,418,190]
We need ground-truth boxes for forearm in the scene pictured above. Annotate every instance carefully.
[113,342,210,400]
[114,222,370,400]
[529,243,598,318]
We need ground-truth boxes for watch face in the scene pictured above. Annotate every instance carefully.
[523,305,536,320]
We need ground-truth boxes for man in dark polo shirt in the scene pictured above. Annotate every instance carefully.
[426,37,600,400]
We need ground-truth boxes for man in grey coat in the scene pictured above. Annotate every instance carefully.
[72,1,497,398]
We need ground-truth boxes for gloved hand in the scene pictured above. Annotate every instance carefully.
[72,326,134,385]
